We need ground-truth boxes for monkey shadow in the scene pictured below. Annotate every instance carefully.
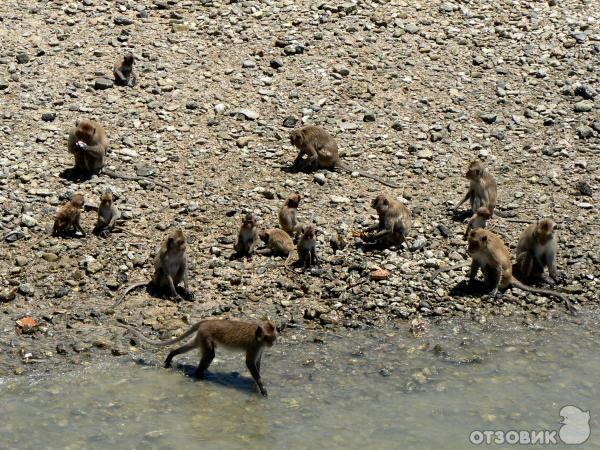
[355,240,404,253]
[54,230,86,239]
[59,167,94,182]
[449,209,471,223]
[132,358,259,394]
[448,279,491,298]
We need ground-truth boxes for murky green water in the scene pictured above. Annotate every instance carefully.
[1,314,598,449]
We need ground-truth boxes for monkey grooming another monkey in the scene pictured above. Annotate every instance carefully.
[364,193,412,247]
[297,224,319,268]
[113,229,194,307]
[256,229,295,260]
[463,206,491,240]
[514,219,564,285]
[93,191,120,237]
[66,119,169,188]
[466,229,574,313]
[453,160,512,218]
[233,213,259,258]
[114,52,136,87]
[52,193,86,237]
[289,125,399,188]
[278,193,301,238]
[118,319,277,396]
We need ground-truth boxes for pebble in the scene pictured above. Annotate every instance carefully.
[94,78,114,90]
[574,101,593,113]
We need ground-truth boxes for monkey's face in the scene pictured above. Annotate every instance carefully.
[289,130,303,148]
[371,195,388,215]
[168,230,186,253]
[287,193,301,208]
[535,220,555,245]
[242,214,257,229]
[76,121,96,143]
[71,194,85,208]
[257,321,277,347]
[259,231,270,243]
[302,225,316,239]
[467,230,487,254]
[466,162,483,180]
[124,53,134,64]
[100,192,113,205]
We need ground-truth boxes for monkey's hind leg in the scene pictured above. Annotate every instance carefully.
[194,342,215,379]
[164,342,197,369]
[246,353,267,397]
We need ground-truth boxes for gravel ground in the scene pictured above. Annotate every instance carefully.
[0,0,598,376]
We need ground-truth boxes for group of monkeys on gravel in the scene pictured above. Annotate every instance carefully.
[47,53,575,396]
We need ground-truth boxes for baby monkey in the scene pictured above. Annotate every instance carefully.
[114,52,136,87]
[467,229,574,313]
[514,219,564,285]
[364,193,412,247]
[52,193,86,237]
[463,206,491,240]
[94,192,120,237]
[297,224,319,268]
[278,193,301,238]
[289,125,399,188]
[234,213,259,258]
[119,319,277,397]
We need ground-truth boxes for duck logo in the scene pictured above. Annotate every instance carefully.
[559,405,590,445]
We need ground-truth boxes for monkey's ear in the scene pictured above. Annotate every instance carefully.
[264,322,275,334]
[255,326,264,340]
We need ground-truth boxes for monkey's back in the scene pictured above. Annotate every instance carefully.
[200,320,262,348]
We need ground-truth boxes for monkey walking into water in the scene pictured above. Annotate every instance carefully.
[514,219,564,285]
[453,160,513,218]
[278,193,301,238]
[52,193,86,237]
[66,119,169,188]
[233,213,259,258]
[118,319,277,396]
[289,125,399,188]
[112,229,194,307]
[363,193,412,247]
[466,228,574,313]
[114,52,136,87]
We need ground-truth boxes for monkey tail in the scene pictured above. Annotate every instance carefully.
[494,210,518,219]
[431,261,470,280]
[335,162,399,188]
[111,281,149,309]
[103,169,170,189]
[511,279,576,314]
[117,322,203,347]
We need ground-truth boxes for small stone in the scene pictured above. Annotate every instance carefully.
[232,108,259,120]
[242,59,256,68]
[135,164,155,177]
[16,316,36,329]
[405,23,419,34]
[575,181,593,197]
[236,136,253,147]
[313,173,327,185]
[0,78,8,90]
[410,235,427,252]
[575,84,597,100]
[330,195,350,204]
[363,111,376,122]
[370,268,390,281]
[283,116,298,128]
[42,112,56,122]
[21,214,37,227]
[18,283,34,296]
[185,101,199,110]
[94,78,114,90]
[114,16,134,25]
[0,288,17,303]
[56,343,67,355]
[479,113,497,124]
[574,101,593,113]
[214,103,227,114]
[16,53,30,64]
[333,64,350,76]
[42,253,59,262]
[417,149,433,160]
[270,59,283,69]
[391,121,404,131]
[577,126,594,139]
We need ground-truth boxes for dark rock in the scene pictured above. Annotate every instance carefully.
[94,78,113,90]
[270,59,283,69]
[283,116,298,128]
[114,16,134,26]
[41,112,56,122]
[479,113,497,124]
[574,84,597,99]
[16,53,30,64]
[575,181,593,197]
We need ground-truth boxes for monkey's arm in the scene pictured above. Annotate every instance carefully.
[166,274,183,300]
[469,260,480,282]
[74,214,86,237]
[114,67,127,83]
[107,207,121,229]
[453,191,471,210]
[489,265,502,296]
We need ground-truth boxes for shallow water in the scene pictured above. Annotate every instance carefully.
[1,314,598,450]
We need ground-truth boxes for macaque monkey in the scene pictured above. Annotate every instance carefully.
[453,160,499,216]
[278,193,301,237]
[113,229,194,307]
[466,229,574,313]
[364,194,412,246]
[93,192,120,237]
[67,119,169,187]
[463,206,491,240]
[330,231,347,254]
[257,229,294,259]
[289,125,399,188]
[118,319,277,396]
[114,52,136,87]
[234,213,259,258]
[297,224,319,268]
[514,219,563,284]
[67,119,108,174]
[52,193,86,237]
